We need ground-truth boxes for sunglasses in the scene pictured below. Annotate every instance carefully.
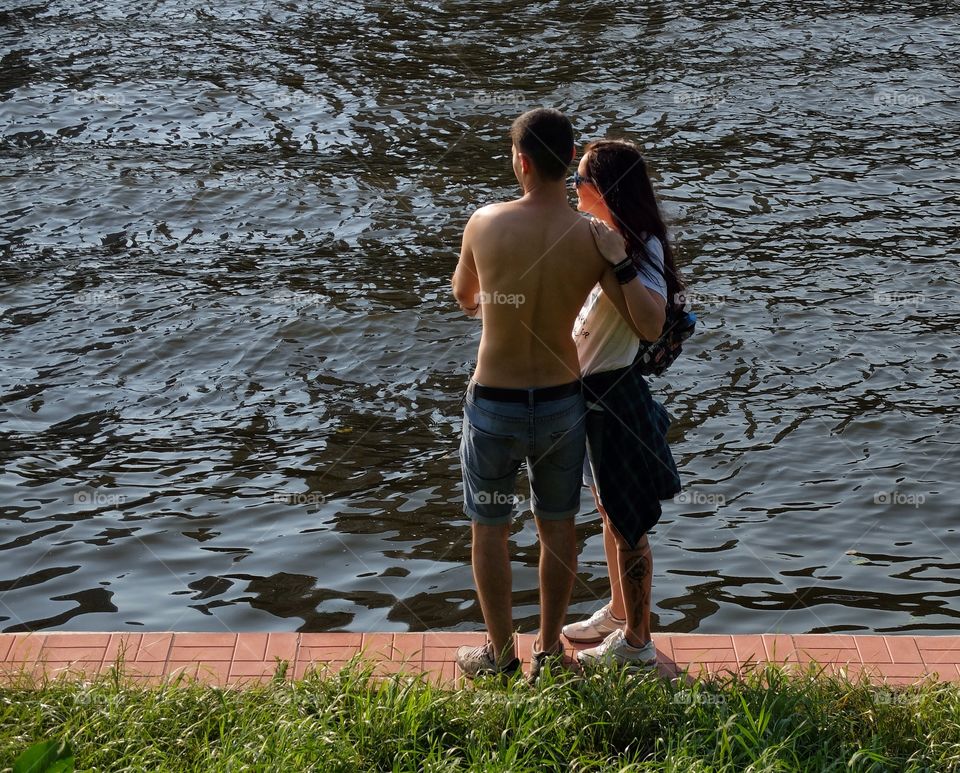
[571,170,594,187]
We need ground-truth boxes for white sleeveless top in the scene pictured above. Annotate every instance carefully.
[574,235,668,376]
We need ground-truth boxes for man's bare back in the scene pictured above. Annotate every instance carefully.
[453,190,608,388]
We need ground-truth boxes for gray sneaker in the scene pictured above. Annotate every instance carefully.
[456,641,520,680]
[576,629,657,672]
[528,640,566,685]
[562,603,625,643]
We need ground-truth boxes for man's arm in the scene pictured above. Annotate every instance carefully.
[452,213,482,318]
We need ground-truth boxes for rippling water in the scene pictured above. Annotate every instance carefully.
[2,0,959,635]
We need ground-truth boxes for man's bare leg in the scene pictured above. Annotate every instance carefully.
[616,532,653,645]
[534,516,578,651]
[471,521,515,663]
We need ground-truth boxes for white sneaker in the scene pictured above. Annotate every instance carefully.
[576,629,657,672]
[561,603,625,643]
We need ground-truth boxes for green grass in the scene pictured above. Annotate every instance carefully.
[2,658,959,772]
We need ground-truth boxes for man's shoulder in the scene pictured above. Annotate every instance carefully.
[469,200,517,224]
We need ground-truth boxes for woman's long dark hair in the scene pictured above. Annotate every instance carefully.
[584,139,686,306]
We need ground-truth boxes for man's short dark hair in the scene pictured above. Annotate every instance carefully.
[510,108,574,181]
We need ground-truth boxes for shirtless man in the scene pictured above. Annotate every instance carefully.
[451,108,617,681]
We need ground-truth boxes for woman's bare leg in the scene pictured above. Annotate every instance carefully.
[615,531,653,646]
[592,485,626,621]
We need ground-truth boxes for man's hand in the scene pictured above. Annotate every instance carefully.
[588,217,627,265]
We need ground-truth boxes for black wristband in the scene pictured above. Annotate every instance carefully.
[613,257,638,284]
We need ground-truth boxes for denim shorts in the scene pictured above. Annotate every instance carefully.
[582,400,604,489]
[459,380,587,524]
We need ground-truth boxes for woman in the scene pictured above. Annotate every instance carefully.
[563,139,685,670]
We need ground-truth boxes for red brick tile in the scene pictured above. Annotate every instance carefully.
[299,645,361,665]
[870,664,934,686]
[422,645,458,662]
[44,631,110,648]
[392,633,425,666]
[126,673,167,687]
[0,636,13,661]
[103,634,141,666]
[439,661,457,685]
[193,661,232,685]
[265,633,298,662]
[703,661,742,678]
[732,634,765,665]
[920,649,960,666]
[854,636,890,665]
[515,636,535,662]
[6,634,45,662]
[361,633,394,659]
[794,647,861,665]
[682,663,708,680]
[792,634,857,650]
[651,634,675,662]
[835,662,870,683]
[422,632,486,648]
[938,665,960,682]
[761,634,797,663]
[173,632,237,648]
[372,659,419,676]
[230,660,283,678]
[164,662,200,680]
[671,647,737,665]
[234,633,268,661]
[294,660,342,680]
[671,634,735,650]
[914,636,960,650]
[136,633,173,662]
[885,636,923,664]
[169,646,235,663]
[40,646,107,666]
[122,660,169,677]
[41,661,103,679]
[300,633,362,648]
[227,673,273,687]
[40,633,112,649]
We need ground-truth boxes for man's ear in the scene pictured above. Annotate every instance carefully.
[570,144,577,161]
[518,152,531,174]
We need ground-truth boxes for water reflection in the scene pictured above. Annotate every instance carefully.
[1,0,958,635]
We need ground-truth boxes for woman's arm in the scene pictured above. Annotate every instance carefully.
[599,268,666,342]
[588,217,667,341]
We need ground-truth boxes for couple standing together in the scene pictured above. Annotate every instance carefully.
[451,108,685,682]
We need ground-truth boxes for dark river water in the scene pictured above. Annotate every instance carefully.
[2,0,959,637]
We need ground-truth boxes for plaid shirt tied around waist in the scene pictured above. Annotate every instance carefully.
[581,364,682,549]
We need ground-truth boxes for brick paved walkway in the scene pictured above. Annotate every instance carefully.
[2,632,958,687]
